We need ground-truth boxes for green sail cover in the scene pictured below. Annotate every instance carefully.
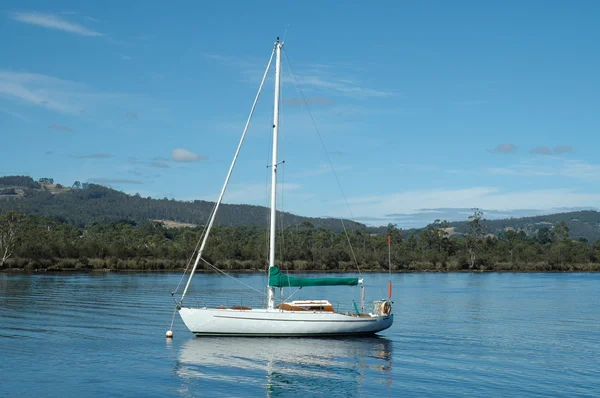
[268,266,359,288]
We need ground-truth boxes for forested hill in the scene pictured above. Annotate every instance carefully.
[0,175,363,231]
[2,176,600,241]
[363,210,600,242]
[446,210,600,242]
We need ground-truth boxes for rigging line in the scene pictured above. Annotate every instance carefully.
[282,24,290,43]
[282,286,303,302]
[200,257,267,295]
[280,163,288,270]
[278,79,288,275]
[171,203,217,295]
[282,49,361,275]
[180,45,276,303]
[264,83,274,273]
[174,196,217,295]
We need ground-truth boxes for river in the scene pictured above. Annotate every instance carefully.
[1,272,598,397]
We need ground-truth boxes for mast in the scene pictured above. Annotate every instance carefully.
[267,37,283,310]
[178,45,276,305]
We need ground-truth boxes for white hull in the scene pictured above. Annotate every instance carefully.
[179,307,393,337]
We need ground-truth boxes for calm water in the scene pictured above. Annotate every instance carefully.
[1,272,599,397]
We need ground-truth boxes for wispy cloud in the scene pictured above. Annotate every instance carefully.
[88,177,143,185]
[530,146,552,155]
[125,112,138,119]
[488,158,600,181]
[530,144,574,156]
[11,12,103,37]
[150,161,170,169]
[0,107,31,122]
[293,163,351,178]
[120,54,132,61]
[357,206,598,228]
[337,187,600,227]
[490,143,517,154]
[72,153,113,159]
[289,71,391,98]
[282,96,334,106]
[205,54,392,98]
[0,69,139,115]
[48,124,73,132]
[554,145,573,154]
[45,151,54,155]
[0,70,79,113]
[171,148,205,162]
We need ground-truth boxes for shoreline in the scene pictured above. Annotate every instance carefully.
[2,268,599,274]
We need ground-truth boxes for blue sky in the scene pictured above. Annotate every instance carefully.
[1,1,600,228]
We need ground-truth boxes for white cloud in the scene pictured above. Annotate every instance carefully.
[554,145,573,154]
[487,158,600,181]
[73,153,113,159]
[48,124,73,132]
[205,53,392,99]
[490,143,517,154]
[150,161,170,169]
[292,163,351,178]
[0,107,31,122]
[289,73,391,98]
[11,12,103,37]
[335,186,600,225]
[198,182,303,204]
[0,69,138,115]
[530,146,552,155]
[0,70,79,113]
[171,148,205,162]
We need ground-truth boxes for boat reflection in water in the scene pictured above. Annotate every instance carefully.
[175,336,393,397]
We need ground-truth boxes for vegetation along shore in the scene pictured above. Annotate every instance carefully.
[1,176,600,273]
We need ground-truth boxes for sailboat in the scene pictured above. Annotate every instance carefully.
[174,37,393,337]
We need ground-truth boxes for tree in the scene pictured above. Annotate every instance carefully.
[501,229,522,264]
[419,219,450,266]
[386,223,403,244]
[536,227,554,245]
[465,208,485,269]
[0,212,23,267]
[553,221,570,240]
[72,181,81,189]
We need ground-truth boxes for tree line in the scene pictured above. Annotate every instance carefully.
[1,209,600,272]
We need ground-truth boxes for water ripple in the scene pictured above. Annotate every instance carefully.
[1,272,599,397]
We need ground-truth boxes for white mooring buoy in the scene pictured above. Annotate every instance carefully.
[166,330,173,338]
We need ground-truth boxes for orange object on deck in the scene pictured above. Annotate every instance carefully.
[388,281,392,299]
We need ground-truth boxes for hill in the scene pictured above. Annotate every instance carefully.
[367,210,600,242]
[2,176,600,241]
[444,210,600,242]
[0,175,364,232]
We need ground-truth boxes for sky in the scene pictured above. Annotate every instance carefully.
[1,0,600,228]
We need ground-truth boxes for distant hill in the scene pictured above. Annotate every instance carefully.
[0,175,364,232]
[445,210,600,242]
[2,175,600,241]
[365,211,600,242]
